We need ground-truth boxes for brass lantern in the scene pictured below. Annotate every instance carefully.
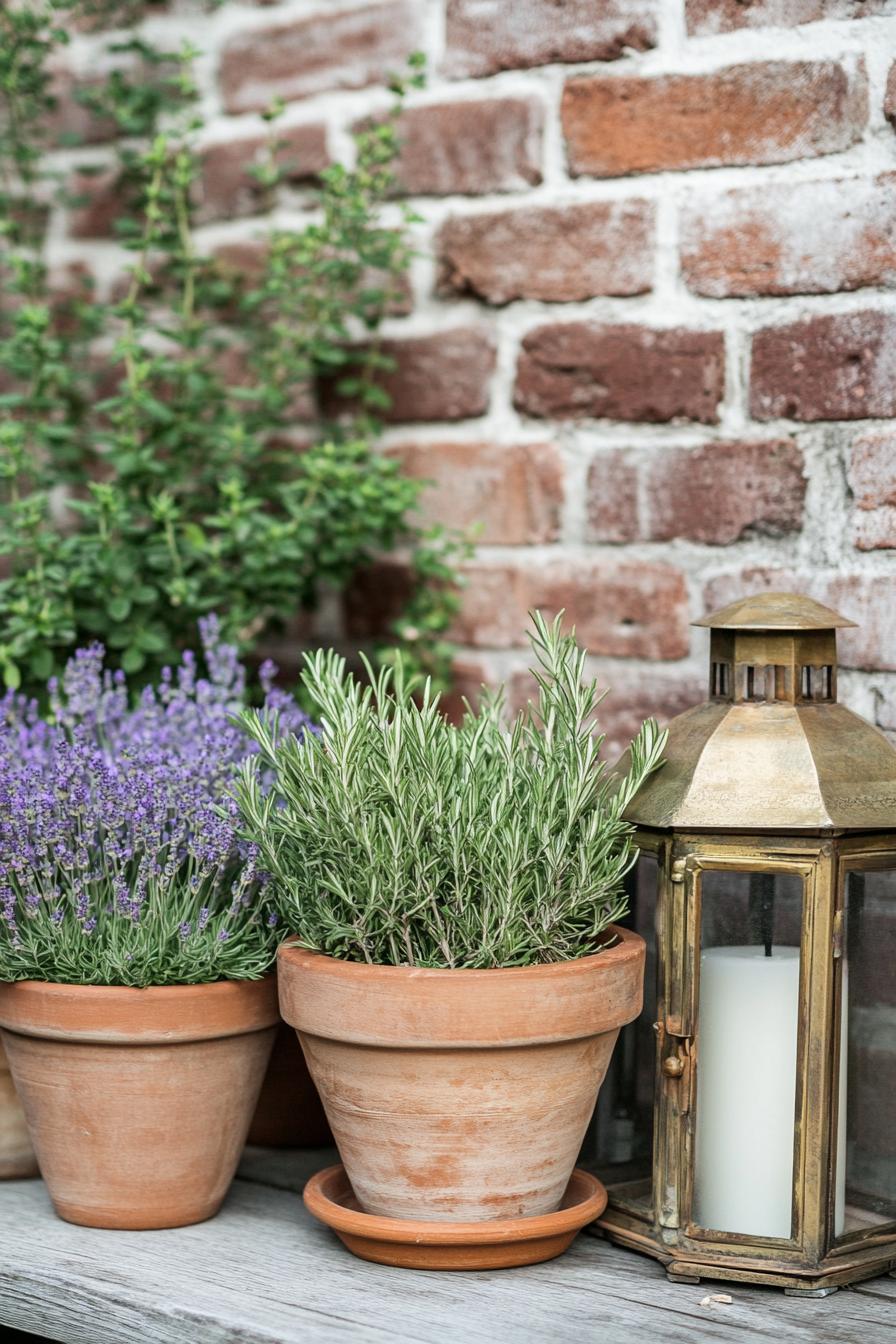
[582,592,896,1295]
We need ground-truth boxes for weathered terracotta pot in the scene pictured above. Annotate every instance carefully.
[0,976,278,1229]
[0,1038,38,1179]
[247,1019,332,1148]
[278,927,644,1222]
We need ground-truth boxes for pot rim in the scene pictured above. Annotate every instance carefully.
[279,925,640,981]
[0,973,280,1045]
[278,925,645,1047]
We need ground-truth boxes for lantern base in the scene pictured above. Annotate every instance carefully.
[665,1270,701,1285]
[593,1216,896,1294]
[666,1266,839,1295]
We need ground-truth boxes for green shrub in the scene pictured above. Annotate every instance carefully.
[236,613,667,969]
[0,4,459,695]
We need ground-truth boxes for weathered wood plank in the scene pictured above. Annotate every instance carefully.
[853,1276,896,1301]
[0,1151,893,1344]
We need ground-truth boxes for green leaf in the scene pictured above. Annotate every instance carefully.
[182,523,205,550]
[28,647,54,680]
[1,660,21,690]
[121,645,146,674]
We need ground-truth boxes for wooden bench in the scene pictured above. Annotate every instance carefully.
[1,1147,893,1342]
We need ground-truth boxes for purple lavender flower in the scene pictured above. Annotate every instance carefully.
[0,620,314,987]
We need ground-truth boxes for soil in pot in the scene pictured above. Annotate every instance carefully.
[247,1019,332,1148]
[0,976,278,1229]
[0,1039,38,1180]
[278,927,645,1225]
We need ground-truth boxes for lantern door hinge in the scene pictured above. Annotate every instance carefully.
[832,908,844,959]
[656,1021,694,1114]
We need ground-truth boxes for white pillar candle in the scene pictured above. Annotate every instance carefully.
[694,945,800,1238]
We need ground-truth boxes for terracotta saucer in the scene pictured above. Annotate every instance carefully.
[303,1164,607,1270]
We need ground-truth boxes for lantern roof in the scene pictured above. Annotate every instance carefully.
[620,591,896,833]
[693,591,857,631]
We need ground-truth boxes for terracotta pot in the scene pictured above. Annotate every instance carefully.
[0,1038,38,1179]
[247,1019,332,1148]
[0,976,278,1229]
[278,927,645,1223]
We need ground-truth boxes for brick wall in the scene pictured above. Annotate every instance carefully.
[49,0,896,751]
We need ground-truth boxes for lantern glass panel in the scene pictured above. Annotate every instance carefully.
[582,851,659,1215]
[836,867,896,1239]
[692,869,803,1239]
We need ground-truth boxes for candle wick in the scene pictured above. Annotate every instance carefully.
[765,941,772,958]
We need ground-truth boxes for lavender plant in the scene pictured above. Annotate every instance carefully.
[236,613,667,970]
[0,618,315,986]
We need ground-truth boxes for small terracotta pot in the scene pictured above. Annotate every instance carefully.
[278,927,644,1223]
[0,976,278,1229]
[0,1038,38,1180]
[247,1019,332,1148]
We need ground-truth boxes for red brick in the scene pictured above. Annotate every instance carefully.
[195,123,329,224]
[686,1,890,36]
[3,194,49,251]
[436,200,654,304]
[47,262,95,337]
[321,328,496,424]
[67,168,126,238]
[886,63,896,131]
[216,342,317,422]
[585,452,640,544]
[343,557,414,640]
[441,655,493,724]
[849,431,896,550]
[69,1,167,29]
[452,558,691,658]
[220,1,420,114]
[47,46,185,146]
[209,240,412,318]
[443,0,657,79]
[210,240,270,287]
[509,666,703,760]
[596,675,704,760]
[588,441,805,545]
[850,431,896,510]
[514,323,724,424]
[681,175,896,298]
[45,64,118,146]
[386,99,544,196]
[562,61,867,178]
[387,440,564,544]
[703,570,896,671]
[0,261,95,339]
[751,310,896,422]
[853,510,896,549]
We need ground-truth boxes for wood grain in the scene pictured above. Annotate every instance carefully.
[0,1148,892,1343]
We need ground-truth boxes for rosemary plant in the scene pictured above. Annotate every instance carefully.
[236,613,667,969]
